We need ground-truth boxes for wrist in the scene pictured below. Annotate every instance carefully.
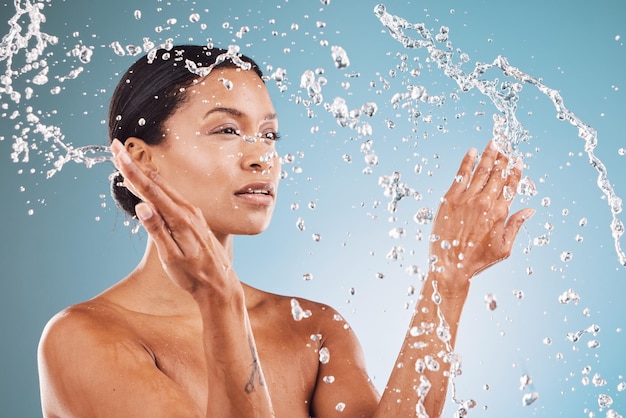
[426,269,471,301]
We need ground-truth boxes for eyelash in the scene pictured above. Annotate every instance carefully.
[214,127,281,141]
[264,131,281,141]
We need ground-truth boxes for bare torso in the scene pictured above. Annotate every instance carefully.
[54,282,340,417]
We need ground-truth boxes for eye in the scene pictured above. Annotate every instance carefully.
[213,126,241,136]
[263,131,281,141]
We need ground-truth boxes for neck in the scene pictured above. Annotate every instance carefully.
[113,233,236,316]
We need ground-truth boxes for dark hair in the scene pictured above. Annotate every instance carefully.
[109,45,264,217]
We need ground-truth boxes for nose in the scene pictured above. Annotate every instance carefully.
[240,136,277,174]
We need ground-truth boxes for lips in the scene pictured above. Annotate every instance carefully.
[235,182,275,197]
[234,182,276,205]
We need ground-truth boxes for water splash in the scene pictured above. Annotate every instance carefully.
[374,3,625,267]
[0,0,59,104]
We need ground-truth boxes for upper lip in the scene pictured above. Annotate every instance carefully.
[235,182,276,197]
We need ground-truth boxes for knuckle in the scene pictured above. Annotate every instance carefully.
[474,165,491,178]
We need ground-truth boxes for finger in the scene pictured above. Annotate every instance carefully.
[466,141,499,195]
[112,139,196,224]
[483,152,510,200]
[499,157,524,201]
[501,207,536,251]
[448,147,478,195]
[112,141,213,257]
[135,202,183,258]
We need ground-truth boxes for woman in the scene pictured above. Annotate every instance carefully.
[38,45,535,417]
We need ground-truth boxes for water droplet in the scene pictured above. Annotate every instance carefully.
[319,347,330,364]
[189,13,200,23]
[521,392,539,406]
[558,288,580,304]
[296,217,306,231]
[302,273,313,281]
[335,402,345,412]
[323,375,335,384]
[290,298,312,321]
[560,251,573,262]
[598,393,613,409]
[519,374,532,390]
[484,293,497,311]
[424,355,440,371]
[312,233,321,242]
[587,339,601,349]
[388,227,405,239]
[134,9,141,20]
[414,207,434,224]
[218,78,233,90]
[137,117,146,126]
[517,176,538,197]
[331,45,350,69]
[110,41,125,56]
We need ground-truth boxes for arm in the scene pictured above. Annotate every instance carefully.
[376,141,535,417]
[110,139,275,417]
[309,142,534,417]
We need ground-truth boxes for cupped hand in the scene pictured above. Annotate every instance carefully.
[430,141,535,291]
[111,139,239,299]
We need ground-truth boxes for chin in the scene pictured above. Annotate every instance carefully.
[234,216,273,236]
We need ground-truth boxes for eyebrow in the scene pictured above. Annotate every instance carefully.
[203,107,278,121]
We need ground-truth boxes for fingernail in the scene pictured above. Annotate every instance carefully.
[468,147,478,158]
[111,139,123,154]
[135,204,153,221]
[525,208,536,220]
[117,149,132,165]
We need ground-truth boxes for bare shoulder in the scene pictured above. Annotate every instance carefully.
[248,286,338,320]
[246,287,353,342]
[40,298,137,353]
[38,299,161,417]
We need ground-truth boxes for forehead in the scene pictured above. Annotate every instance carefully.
[185,68,270,104]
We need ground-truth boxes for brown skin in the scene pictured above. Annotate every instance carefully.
[38,68,534,417]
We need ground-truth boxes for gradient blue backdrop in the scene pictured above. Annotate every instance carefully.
[1,0,625,416]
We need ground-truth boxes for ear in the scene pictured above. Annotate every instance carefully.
[124,137,158,172]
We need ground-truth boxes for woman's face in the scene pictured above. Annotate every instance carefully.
[146,67,281,238]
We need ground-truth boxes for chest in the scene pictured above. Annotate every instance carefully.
[135,313,321,415]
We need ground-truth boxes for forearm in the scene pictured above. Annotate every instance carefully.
[195,289,275,418]
[375,271,469,418]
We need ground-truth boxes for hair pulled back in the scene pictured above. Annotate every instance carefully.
[109,45,264,217]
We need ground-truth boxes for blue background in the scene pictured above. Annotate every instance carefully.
[1,0,625,416]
